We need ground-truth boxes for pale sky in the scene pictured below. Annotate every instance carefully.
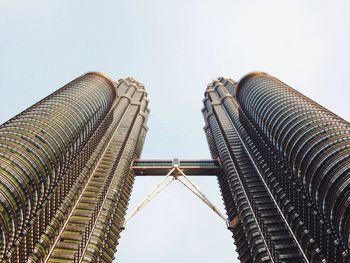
[1,1,350,263]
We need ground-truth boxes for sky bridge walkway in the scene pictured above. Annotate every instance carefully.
[127,158,227,225]
[132,158,221,176]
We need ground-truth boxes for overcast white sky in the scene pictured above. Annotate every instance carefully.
[1,1,350,262]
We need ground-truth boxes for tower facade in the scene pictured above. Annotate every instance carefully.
[202,72,350,263]
[1,71,350,263]
[0,72,149,262]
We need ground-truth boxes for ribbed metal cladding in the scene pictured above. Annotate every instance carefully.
[202,101,255,263]
[203,73,350,262]
[0,73,149,263]
[236,73,350,250]
[203,80,308,263]
[0,72,116,260]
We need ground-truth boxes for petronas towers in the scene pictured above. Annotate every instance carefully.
[0,71,349,263]
[0,73,149,262]
[203,73,350,262]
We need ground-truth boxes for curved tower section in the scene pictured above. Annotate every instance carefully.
[237,73,350,236]
[203,73,350,263]
[0,73,149,263]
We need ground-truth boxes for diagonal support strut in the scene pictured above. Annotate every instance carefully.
[125,167,176,223]
[125,166,227,227]
[176,168,227,222]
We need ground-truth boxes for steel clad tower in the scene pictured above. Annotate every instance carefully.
[202,72,350,263]
[1,71,350,263]
[0,72,149,262]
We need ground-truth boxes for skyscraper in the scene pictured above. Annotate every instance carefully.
[0,72,149,262]
[202,72,350,263]
[1,70,349,263]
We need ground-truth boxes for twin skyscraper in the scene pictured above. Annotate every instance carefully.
[0,72,349,262]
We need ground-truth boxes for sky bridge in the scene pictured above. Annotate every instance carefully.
[127,158,227,226]
[132,158,221,176]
